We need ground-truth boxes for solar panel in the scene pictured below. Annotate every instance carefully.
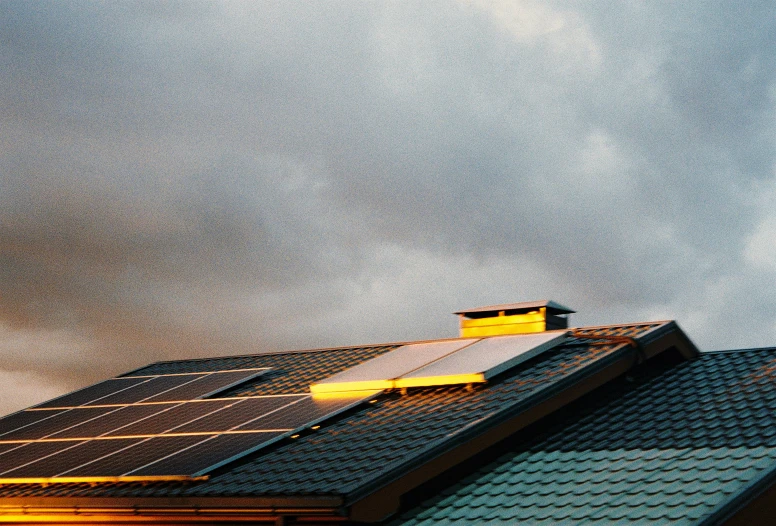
[0,409,65,438]
[34,377,150,409]
[104,400,234,437]
[84,374,206,406]
[235,395,367,431]
[0,364,379,483]
[1,439,139,478]
[0,441,87,476]
[171,396,303,434]
[47,404,173,439]
[395,331,567,388]
[128,432,286,476]
[142,369,269,402]
[61,436,209,477]
[310,339,479,393]
[0,407,115,441]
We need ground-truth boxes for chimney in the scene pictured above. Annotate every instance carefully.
[455,300,574,338]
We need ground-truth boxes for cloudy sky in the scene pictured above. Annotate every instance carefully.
[1,1,776,413]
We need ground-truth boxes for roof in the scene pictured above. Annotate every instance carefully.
[388,348,776,525]
[0,318,773,524]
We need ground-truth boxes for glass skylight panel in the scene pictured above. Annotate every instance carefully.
[310,339,479,393]
[395,331,567,388]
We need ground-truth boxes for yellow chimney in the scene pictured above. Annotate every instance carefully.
[455,300,574,338]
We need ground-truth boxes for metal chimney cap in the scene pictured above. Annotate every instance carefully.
[454,300,575,318]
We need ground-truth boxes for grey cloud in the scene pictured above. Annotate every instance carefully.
[1,1,776,410]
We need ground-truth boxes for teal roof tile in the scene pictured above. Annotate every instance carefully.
[389,348,776,525]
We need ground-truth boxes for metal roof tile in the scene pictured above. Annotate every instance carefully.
[388,348,776,525]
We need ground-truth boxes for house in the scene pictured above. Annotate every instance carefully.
[0,301,774,524]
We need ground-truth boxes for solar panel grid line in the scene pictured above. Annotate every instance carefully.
[189,369,273,399]
[42,405,129,440]
[0,442,30,459]
[54,436,159,477]
[235,391,383,432]
[157,398,248,435]
[186,393,382,477]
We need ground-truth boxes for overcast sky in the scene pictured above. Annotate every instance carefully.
[1,1,776,414]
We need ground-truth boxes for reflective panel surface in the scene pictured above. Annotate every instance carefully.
[395,331,566,387]
[310,339,478,393]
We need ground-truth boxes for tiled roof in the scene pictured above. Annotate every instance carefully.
[0,322,662,500]
[388,348,776,525]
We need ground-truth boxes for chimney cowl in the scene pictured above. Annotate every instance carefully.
[455,300,574,338]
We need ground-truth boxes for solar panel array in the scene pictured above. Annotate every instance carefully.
[0,368,379,482]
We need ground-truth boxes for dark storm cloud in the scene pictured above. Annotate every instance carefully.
[1,1,776,411]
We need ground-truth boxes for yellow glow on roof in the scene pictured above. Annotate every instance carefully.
[0,475,208,485]
[310,379,393,394]
[393,373,486,389]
